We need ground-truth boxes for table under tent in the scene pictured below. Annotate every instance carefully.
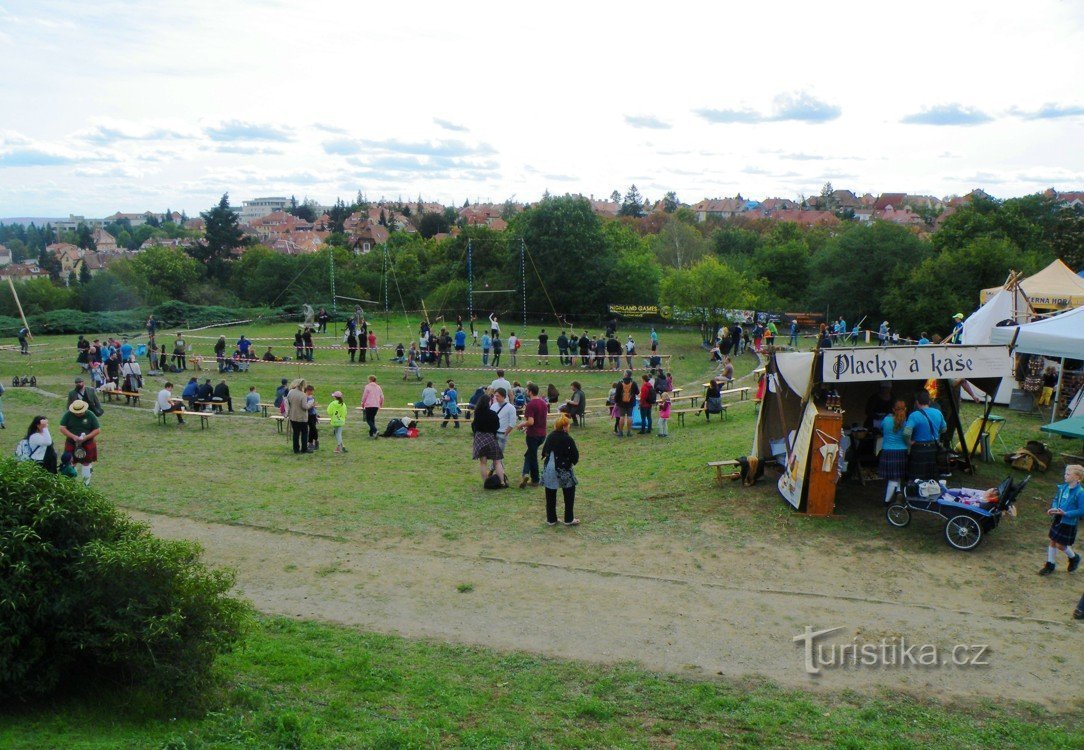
[752,345,1008,516]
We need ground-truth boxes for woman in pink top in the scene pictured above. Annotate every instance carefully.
[361,375,384,438]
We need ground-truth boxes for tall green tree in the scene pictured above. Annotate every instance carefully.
[660,256,763,336]
[195,194,245,281]
[513,195,616,317]
[75,223,96,251]
[619,185,645,218]
[650,217,709,269]
[662,191,679,213]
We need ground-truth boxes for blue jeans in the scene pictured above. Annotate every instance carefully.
[483,350,489,366]
[639,406,652,432]
[522,434,545,482]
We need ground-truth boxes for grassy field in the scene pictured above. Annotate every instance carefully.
[1,316,1081,747]
[1,616,1076,750]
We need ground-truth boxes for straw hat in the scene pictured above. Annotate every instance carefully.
[69,399,88,416]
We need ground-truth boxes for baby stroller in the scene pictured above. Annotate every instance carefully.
[885,475,1029,551]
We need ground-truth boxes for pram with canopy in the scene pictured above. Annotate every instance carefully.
[885,475,1029,551]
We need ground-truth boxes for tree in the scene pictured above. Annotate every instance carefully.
[660,256,763,336]
[712,225,761,256]
[662,191,679,213]
[619,184,645,218]
[820,182,837,211]
[75,223,96,251]
[121,245,204,304]
[650,217,709,269]
[78,261,92,285]
[37,247,62,283]
[195,194,245,281]
[748,240,810,307]
[513,195,616,316]
[416,212,450,239]
[609,190,621,205]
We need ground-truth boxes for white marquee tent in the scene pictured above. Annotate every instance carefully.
[960,284,1031,404]
[989,303,1084,359]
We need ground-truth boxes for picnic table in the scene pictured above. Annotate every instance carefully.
[103,389,141,405]
[1039,415,1084,463]
[157,410,212,429]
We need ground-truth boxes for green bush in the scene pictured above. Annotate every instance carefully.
[0,459,249,702]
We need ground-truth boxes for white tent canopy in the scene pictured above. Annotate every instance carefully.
[989,304,1084,359]
[961,285,1030,404]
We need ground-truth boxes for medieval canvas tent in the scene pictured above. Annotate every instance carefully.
[981,259,1084,310]
[755,346,1008,514]
[960,280,1032,404]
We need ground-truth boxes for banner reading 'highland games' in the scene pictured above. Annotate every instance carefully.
[608,304,670,319]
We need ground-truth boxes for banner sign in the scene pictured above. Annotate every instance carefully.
[778,399,817,509]
[608,304,670,319]
[822,345,1008,383]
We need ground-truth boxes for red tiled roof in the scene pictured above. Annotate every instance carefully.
[873,193,906,211]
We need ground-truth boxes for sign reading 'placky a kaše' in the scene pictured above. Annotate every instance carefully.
[822,345,1008,383]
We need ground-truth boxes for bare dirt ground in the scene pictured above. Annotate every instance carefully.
[131,510,1083,711]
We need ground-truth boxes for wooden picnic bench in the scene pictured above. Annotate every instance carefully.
[701,384,749,400]
[270,414,331,434]
[670,405,728,426]
[707,460,740,486]
[157,410,211,429]
[103,389,141,405]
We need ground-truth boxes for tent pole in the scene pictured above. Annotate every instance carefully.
[1051,358,1064,424]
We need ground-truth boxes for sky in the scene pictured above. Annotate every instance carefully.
[0,0,1082,218]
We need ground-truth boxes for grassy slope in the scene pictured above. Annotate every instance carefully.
[0,319,1080,747]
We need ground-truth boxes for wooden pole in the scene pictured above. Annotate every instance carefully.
[6,277,33,340]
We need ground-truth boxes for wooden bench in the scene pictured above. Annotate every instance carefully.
[157,410,211,429]
[707,460,740,486]
[103,390,141,405]
[671,406,728,426]
[720,386,750,400]
[270,414,331,434]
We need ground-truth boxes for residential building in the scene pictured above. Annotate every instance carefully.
[691,197,747,222]
[240,197,290,224]
[0,243,10,267]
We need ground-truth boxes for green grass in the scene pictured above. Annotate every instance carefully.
[0,616,1077,749]
[2,317,1081,747]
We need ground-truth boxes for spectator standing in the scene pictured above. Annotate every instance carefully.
[361,375,384,438]
[614,370,639,437]
[481,332,491,366]
[1038,464,1084,575]
[328,390,348,453]
[537,329,549,365]
[508,332,519,367]
[517,383,548,488]
[638,374,655,434]
[67,376,104,417]
[657,392,671,438]
[454,326,467,364]
[471,393,505,486]
[557,330,570,366]
[491,335,503,368]
[491,388,518,476]
[541,415,580,526]
[24,415,56,471]
[441,380,461,428]
[285,378,311,454]
[59,399,100,485]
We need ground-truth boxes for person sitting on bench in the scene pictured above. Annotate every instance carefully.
[558,381,586,425]
[181,377,199,411]
[212,379,233,412]
[414,381,439,415]
[155,382,185,424]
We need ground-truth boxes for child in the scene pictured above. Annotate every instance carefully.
[305,385,319,451]
[608,381,620,434]
[1039,464,1084,575]
[441,380,460,428]
[657,391,671,438]
[58,451,78,478]
[328,390,347,453]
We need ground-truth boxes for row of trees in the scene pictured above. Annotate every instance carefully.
[3,192,1081,340]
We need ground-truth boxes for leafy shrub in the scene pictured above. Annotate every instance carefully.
[0,459,249,702]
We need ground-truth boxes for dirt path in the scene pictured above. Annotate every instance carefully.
[131,511,1082,710]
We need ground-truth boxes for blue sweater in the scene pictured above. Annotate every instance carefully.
[1051,483,1084,527]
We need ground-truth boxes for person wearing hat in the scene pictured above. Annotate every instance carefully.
[67,376,104,417]
[59,399,101,485]
[327,390,347,453]
[947,312,965,344]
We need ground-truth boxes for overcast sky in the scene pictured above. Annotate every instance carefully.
[1,0,1082,218]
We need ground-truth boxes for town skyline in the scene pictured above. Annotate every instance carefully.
[1,0,1082,216]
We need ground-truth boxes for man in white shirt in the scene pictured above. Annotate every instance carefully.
[489,369,512,396]
[155,382,185,424]
[490,387,518,454]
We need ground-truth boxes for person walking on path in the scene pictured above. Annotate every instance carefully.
[1039,464,1084,575]
[471,393,505,486]
[328,390,347,453]
[361,375,384,438]
[59,399,100,485]
[788,320,799,348]
[517,382,547,488]
[541,415,580,526]
[285,378,310,454]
